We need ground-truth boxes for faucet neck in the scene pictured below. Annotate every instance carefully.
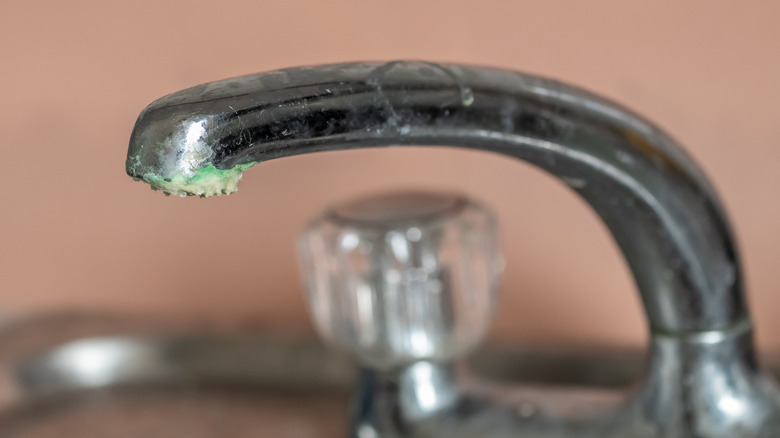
[128,61,747,334]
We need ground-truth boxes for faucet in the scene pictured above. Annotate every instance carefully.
[127,61,780,437]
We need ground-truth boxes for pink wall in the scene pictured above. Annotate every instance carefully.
[2,1,779,350]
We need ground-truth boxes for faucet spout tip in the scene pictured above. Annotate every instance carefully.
[127,104,259,197]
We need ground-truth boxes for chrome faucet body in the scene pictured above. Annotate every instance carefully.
[127,61,780,437]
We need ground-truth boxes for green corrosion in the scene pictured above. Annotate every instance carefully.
[142,162,258,198]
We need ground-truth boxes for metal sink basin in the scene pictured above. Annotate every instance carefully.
[0,314,654,437]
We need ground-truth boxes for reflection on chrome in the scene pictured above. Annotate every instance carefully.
[128,62,780,436]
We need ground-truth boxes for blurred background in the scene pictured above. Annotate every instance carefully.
[1,1,779,352]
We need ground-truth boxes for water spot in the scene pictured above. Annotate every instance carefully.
[561,176,587,189]
[420,62,474,107]
[616,150,634,165]
[461,88,474,106]
[500,101,516,132]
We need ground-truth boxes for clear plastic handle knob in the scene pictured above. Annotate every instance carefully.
[298,191,503,369]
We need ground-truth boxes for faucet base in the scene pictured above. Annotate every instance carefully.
[348,326,780,438]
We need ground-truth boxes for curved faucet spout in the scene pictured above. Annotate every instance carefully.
[127,61,780,436]
[127,61,745,336]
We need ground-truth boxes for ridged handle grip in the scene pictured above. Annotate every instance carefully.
[298,191,503,369]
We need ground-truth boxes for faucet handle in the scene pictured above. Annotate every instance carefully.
[298,191,503,369]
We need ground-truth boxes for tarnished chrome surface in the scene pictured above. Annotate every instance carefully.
[0,314,650,437]
[0,315,353,438]
[1,316,779,436]
[126,62,780,436]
